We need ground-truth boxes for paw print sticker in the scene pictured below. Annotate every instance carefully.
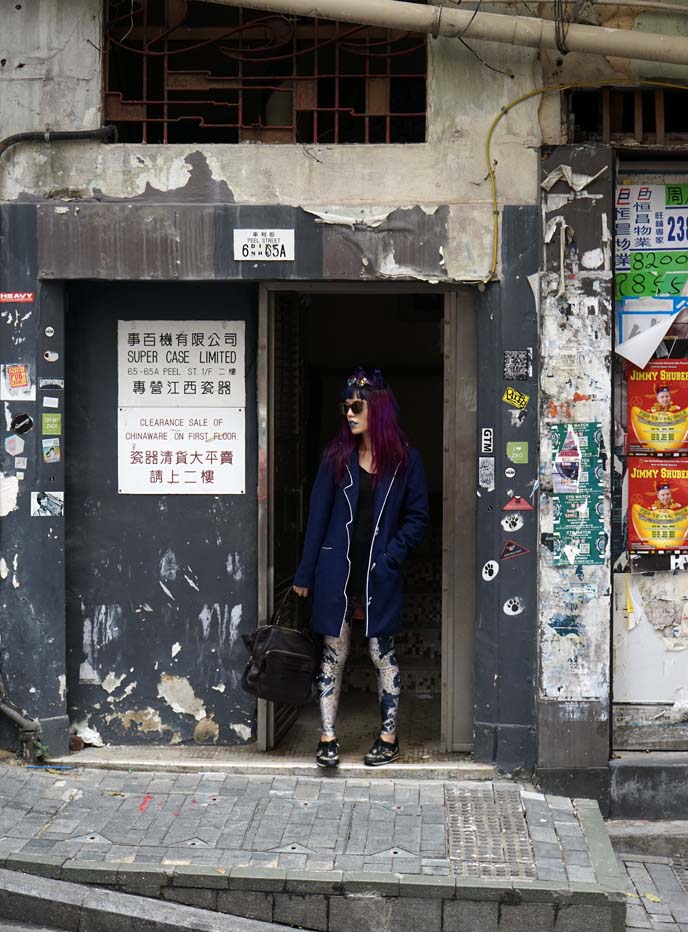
[503,596,525,616]
[482,560,499,581]
[501,514,524,533]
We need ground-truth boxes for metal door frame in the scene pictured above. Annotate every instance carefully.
[256,282,475,752]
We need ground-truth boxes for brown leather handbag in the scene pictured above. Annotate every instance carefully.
[241,589,319,705]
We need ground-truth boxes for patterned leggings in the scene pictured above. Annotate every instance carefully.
[318,600,401,739]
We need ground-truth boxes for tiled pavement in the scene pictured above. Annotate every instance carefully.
[620,853,688,931]
[0,765,603,884]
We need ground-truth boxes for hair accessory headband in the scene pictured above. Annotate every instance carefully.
[346,367,386,391]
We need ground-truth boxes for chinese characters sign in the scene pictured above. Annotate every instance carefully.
[551,423,606,566]
[627,359,688,454]
[629,458,688,552]
[118,321,245,495]
[615,185,688,290]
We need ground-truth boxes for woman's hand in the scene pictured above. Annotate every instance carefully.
[293,585,310,598]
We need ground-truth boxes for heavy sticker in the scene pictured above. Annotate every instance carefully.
[502,387,529,410]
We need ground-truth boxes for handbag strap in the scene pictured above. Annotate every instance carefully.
[272,586,296,627]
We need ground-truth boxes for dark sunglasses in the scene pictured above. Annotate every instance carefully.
[339,400,366,416]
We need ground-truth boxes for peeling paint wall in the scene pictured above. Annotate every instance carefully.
[537,147,614,777]
[0,0,544,283]
[0,207,69,755]
[64,282,258,747]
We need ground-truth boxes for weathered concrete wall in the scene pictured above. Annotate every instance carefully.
[0,0,101,135]
[0,1,543,282]
[537,146,614,800]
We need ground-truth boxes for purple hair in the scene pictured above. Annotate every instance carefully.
[323,367,408,485]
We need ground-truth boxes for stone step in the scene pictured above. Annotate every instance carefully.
[48,745,496,780]
[610,752,688,819]
[607,819,688,859]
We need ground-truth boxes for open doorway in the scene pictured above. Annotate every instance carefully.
[262,287,470,760]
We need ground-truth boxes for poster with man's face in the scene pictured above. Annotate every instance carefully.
[627,359,688,454]
[628,457,688,551]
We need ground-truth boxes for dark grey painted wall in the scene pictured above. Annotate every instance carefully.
[473,205,540,773]
[65,283,258,746]
[0,204,68,755]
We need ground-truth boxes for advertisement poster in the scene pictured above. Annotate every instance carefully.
[629,457,688,551]
[615,184,688,275]
[118,320,246,495]
[627,359,688,454]
[551,423,606,566]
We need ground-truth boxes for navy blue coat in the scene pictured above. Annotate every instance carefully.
[293,447,429,638]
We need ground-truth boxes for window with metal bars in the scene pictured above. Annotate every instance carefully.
[568,87,688,146]
[104,1,427,145]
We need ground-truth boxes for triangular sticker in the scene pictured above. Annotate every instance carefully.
[502,495,534,511]
[500,539,531,560]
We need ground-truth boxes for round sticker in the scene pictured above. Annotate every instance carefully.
[501,513,524,533]
[482,560,499,581]
[44,326,55,338]
[11,413,33,435]
[505,467,516,478]
[43,351,59,363]
[503,596,525,616]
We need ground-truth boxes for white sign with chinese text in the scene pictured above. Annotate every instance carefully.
[233,229,295,262]
[615,184,688,271]
[118,320,246,495]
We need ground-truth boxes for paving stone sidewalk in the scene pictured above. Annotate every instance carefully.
[620,853,688,931]
[0,764,604,884]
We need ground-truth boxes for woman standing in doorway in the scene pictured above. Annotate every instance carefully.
[293,368,429,768]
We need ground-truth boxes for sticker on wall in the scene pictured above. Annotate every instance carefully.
[42,412,61,435]
[4,435,24,457]
[501,513,524,533]
[44,326,55,338]
[478,456,495,492]
[502,495,534,511]
[503,349,533,382]
[481,428,494,454]
[507,441,529,465]
[502,387,529,410]
[42,397,59,409]
[503,596,525,616]
[7,365,28,390]
[482,560,499,581]
[42,437,61,464]
[500,539,531,560]
[11,413,33,435]
[505,467,516,479]
[0,364,35,401]
[30,491,64,517]
[0,292,34,303]
[43,351,59,363]
[38,378,64,390]
[14,457,27,470]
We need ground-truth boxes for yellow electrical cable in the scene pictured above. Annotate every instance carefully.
[480,77,688,286]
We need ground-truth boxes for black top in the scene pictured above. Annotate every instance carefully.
[348,468,375,596]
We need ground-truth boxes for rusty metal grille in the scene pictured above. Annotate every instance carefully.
[104,1,427,145]
[568,87,688,146]
[445,784,537,879]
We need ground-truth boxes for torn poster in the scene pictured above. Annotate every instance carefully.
[615,297,684,368]
[541,164,608,193]
[551,422,606,566]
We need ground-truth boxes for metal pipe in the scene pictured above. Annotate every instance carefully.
[0,700,39,733]
[203,0,688,66]
[0,125,117,160]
